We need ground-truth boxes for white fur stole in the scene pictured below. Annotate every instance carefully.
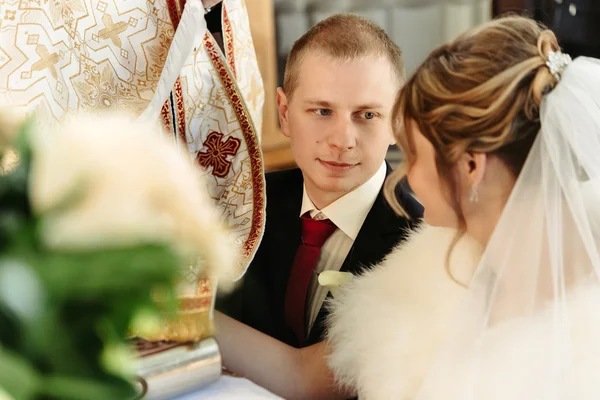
[326,225,482,399]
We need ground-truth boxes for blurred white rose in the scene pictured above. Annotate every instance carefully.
[28,112,238,286]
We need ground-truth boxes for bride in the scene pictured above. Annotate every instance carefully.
[215,15,600,399]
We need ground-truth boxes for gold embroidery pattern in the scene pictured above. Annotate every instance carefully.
[173,77,186,143]
[98,13,128,47]
[224,0,265,134]
[178,296,213,312]
[48,0,86,27]
[0,0,175,117]
[204,33,265,266]
[197,131,242,178]
[159,0,186,140]
[0,0,265,279]
[222,4,236,79]
[166,0,183,28]
[160,98,174,135]
[73,60,148,114]
[31,45,60,79]
[146,22,176,90]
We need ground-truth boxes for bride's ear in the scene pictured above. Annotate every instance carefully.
[457,151,487,192]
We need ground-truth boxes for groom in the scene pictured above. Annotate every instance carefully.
[218,14,422,348]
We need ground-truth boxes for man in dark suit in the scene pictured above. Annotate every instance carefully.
[226,166,421,347]
[217,14,422,353]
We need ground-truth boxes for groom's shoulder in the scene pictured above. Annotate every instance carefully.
[265,167,303,195]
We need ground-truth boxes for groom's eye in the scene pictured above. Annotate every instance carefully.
[313,109,332,116]
[357,111,378,120]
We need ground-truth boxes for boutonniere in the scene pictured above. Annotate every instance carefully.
[318,271,354,298]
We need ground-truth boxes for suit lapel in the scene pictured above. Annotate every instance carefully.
[307,167,421,345]
[306,188,405,345]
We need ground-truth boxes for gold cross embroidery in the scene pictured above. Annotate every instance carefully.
[31,44,59,79]
[98,14,128,47]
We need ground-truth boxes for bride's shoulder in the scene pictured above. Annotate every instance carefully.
[343,224,481,300]
[325,224,482,397]
[327,223,482,329]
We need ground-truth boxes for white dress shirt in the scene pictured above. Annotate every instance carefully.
[301,162,387,334]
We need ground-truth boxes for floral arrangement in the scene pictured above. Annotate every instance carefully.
[0,110,237,400]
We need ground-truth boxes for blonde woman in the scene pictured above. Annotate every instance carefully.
[328,15,600,399]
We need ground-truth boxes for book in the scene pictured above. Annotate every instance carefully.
[132,337,222,399]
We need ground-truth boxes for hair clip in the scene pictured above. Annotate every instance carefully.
[546,50,572,82]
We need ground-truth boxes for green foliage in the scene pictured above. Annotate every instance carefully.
[0,121,180,400]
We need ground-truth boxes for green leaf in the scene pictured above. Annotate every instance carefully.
[0,243,181,379]
[0,115,184,398]
[0,347,41,400]
[36,244,180,299]
[11,116,35,161]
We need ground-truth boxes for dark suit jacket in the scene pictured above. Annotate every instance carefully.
[495,1,600,58]
[551,0,600,58]
[217,166,423,348]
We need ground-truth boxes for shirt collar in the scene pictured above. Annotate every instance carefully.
[300,162,387,240]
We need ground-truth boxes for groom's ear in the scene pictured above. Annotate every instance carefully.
[277,87,291,138]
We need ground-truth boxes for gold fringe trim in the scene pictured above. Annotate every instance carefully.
[136,310,214,343]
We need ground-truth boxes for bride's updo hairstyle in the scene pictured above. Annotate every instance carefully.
[386,16,560,221]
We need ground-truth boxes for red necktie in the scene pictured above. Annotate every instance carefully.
[284,214,337,345]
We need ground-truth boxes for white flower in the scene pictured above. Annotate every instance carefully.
[28,111,238,286]
[318,271,354,298]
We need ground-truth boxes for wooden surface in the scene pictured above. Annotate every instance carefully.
[245,0,295,171]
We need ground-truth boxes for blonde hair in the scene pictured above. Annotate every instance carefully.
[283,13,405,98]
[384,15,561,285]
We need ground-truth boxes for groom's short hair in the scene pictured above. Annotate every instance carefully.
[283,13,405,98]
